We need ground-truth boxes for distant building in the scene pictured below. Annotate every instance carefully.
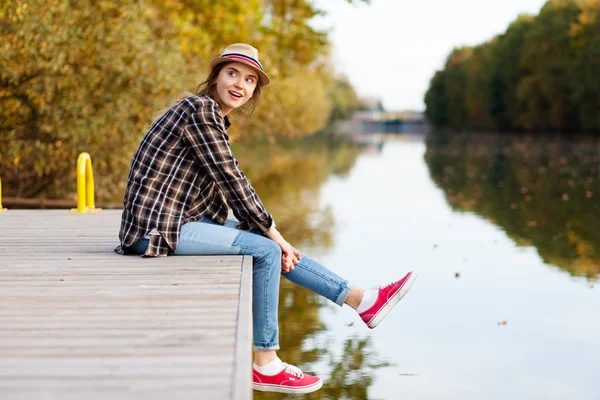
[353,110,430,134]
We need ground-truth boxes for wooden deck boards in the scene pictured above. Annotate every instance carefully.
[0,210,252,399]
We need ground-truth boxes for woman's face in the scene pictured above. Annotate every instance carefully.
[214,62,259,116]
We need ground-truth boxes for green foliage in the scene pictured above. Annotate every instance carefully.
[424,0,600,133]
[327,75,361,122]
[0,0,365,200]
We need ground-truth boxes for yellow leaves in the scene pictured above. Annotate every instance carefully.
[0,0,351,201]
[99,1,118,11]
[40,124,53,134]
[13,157,20,165]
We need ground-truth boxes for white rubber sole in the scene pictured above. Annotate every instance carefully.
[252,378,323,394]
[367,272,418,329]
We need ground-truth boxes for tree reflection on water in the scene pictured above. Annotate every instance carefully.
[235,135,363,250]
[255,277,390,400]
[241,136,391,399]
[425,132,600,278]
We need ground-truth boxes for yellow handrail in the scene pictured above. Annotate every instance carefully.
[0,178,6,213]
[69,152,101,214]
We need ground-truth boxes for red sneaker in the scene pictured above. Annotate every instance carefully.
[252,362,323,394]
[359,271,417,329]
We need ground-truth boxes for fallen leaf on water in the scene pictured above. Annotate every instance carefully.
[497,320,507,326]
[399,373,418,376]
[455,272,460,278]
[344,322,354,327]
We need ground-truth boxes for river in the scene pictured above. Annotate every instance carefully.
[252,132,600,400]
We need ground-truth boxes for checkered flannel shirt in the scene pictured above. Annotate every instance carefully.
[115,94,275,257]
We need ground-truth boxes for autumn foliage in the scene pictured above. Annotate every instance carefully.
[424,0,600,133]
[0,0,362,200]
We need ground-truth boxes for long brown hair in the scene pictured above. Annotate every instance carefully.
[196,61,263,114]
[152,62,263,125]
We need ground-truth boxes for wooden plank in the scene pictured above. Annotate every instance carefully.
[232,255,253,400]
[0,210,252,399]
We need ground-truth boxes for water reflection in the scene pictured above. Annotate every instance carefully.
[234,135,363,250]
[239,136,390,398]
[425,132,600,278]
[254,279,390,400]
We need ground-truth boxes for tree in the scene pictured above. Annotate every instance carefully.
[0,0,366,200]
[423,0,600,134]
[516,0,581,132]
[0,1,181,199]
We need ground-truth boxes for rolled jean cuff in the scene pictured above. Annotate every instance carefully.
[334,282,351,307]
[253,343,280,352]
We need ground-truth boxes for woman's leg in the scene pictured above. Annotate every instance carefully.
[281,254,353,306]
[177,219,283,353]
[127,219,413,393]
[176,222,366,348]
[127,218,282,352]
[281,252,416,330]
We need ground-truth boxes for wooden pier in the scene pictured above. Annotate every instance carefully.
[0,210,253,399]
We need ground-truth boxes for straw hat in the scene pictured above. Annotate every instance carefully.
[209,43,271,87]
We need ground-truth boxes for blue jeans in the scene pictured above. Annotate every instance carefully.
[129,218,351,351]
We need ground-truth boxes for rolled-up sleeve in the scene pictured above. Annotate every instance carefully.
[182,100,275,233]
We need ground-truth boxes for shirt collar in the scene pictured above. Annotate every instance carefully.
[203,94,231,128]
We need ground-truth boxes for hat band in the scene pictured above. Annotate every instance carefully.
[221,53,263,71]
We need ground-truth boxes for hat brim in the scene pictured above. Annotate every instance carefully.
[209,57,271,87]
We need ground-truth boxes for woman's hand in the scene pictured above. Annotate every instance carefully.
[265,228,301,273]
[281,245,302,273]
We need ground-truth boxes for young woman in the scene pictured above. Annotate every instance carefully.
[116,43,417,394]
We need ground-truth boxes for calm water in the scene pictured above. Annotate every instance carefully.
[253,133,600,400]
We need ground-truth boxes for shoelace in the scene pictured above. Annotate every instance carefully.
[379,281,394,290]
[283,363,304,379]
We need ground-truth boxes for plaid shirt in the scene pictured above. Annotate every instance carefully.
[115,94,275,257]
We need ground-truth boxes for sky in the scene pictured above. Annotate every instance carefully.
[312,0,548,111]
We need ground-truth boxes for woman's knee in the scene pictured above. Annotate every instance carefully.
[255,239,282,267]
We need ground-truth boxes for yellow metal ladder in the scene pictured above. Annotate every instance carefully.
[69,152,101,214]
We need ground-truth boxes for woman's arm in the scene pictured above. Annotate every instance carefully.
[182,98,300,271]
[182,99,274,233]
